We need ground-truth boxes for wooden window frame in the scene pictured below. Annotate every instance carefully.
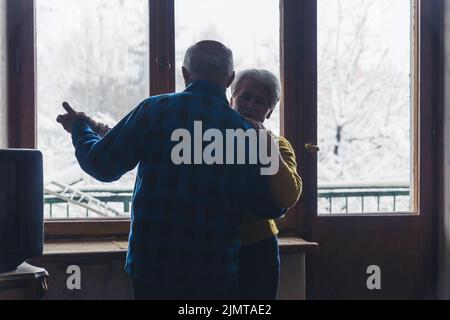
[7,0,36,149]
[8,0,436,239]
[7,0,175,239]
[279,0,442,235]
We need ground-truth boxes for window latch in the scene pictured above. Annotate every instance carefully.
[305,143,320,153]
[156,57,172,70]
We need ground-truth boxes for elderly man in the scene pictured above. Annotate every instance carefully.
[57,41,286,300]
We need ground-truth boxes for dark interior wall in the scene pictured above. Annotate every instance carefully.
[28,251,306,300]
[439,0,450,300]
[0,0,7,148]
[29,255,134,300]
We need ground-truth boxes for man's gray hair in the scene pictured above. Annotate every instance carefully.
[231,69,281,110]
[183,41,234,78]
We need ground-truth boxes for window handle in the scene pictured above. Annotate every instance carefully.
[305,143,320,153]
[156,57,172,70]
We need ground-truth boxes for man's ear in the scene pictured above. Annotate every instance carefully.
[266,109,274,120]
[182,67,191,87]
[226,71,236,88]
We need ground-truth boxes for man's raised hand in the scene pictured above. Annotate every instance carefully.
[62,102,76,116]
[56,102,88,134]
[57,102,111,137]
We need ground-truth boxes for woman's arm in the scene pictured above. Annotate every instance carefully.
[269,136,303,209]
[242,117,302,210]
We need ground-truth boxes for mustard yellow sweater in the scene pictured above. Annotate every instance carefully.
[240,136,303,246]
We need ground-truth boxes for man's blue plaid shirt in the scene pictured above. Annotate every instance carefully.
[71,80,285,292]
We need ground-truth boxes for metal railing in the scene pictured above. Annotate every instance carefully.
[44,182,123,218]
[44,182,411,218]
[44,187,133,219]
[318,181,410,214]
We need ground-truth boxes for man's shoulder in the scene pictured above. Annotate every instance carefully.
[143,92,252,129]
[145,93,178,106]
[136,93,184,115]
[151,92,245,116]
[145,91,206,108]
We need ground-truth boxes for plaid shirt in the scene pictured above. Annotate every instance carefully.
[71,80,285,292]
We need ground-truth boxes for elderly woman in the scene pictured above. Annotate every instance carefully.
[230,69,303,300]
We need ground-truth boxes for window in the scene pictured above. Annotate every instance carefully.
[317,0,415,215]
[0,0,7,148]
[36,0,150,219]
[175,0,281,135]
[7,0,436,238]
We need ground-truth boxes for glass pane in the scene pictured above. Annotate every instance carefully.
[0,0,7,148]
[175,0,281,135]
[36,0,150,219]
[317,0,414,215]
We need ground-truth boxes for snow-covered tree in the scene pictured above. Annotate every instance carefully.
[318,0,412,184]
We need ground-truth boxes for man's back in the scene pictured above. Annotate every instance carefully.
[128,80,263,291]
[70,80,284,297]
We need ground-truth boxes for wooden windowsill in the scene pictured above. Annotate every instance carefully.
[278,237,319,254]
[33,237,318,262]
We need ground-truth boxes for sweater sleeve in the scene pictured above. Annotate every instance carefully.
[268,136,303,208]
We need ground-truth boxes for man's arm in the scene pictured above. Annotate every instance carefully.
[84,118,111,138]
[71,100,150,182]
[243,167,287,219]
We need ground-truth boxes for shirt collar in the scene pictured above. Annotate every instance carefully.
[183,80,229,103]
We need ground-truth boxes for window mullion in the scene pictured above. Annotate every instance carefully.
[7,0,36,148]
[149,0,175,96]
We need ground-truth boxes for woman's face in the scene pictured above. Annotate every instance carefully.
[231,79,273,123]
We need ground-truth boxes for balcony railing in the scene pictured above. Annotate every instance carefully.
[318,181,410,214]
[44,182,411,219]
[44,186,133,219]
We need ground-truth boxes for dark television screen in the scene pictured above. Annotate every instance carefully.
[0,160,19,250]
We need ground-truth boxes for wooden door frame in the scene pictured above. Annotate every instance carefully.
[280,0,317,235]
[281,0,317,236]
[291,0,443,299]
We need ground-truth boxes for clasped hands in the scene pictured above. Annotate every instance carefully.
[243,117,279,158]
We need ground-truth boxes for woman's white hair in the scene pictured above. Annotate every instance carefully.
[183,41,234,78]
[231,69,281,110]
